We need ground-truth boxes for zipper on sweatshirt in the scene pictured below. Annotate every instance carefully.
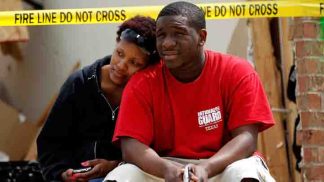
[94,141,97,159]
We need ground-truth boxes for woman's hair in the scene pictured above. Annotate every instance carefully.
[116,16,160,64]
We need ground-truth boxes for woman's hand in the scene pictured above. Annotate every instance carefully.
[61,169,86,182]
[70,159,119,181]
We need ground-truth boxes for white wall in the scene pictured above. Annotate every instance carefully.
[0,0,248,122]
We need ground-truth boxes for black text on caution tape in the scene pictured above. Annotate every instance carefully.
[14,9,127,24]
[200,3,278,18]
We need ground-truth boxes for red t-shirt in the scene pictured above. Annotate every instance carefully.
[113,50,274,159]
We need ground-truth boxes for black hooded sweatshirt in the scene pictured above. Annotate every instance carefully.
[37,56,121,181]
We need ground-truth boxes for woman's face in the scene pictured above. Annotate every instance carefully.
[110,39,149,86]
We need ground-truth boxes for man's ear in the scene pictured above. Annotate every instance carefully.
[198,29,207,46]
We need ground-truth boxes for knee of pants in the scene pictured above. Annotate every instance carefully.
[104,164,147,182]
[226,161,257,175]
[219,157,276,182]
[220,158,260,180]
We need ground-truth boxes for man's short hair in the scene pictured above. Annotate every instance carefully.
[157,1,206,30]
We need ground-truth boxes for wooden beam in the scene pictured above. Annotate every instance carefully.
[280,17,302,182]
[250,18,290,182]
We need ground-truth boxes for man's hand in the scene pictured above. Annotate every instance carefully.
[187,164,208,182]
[73,159,119,180]
[164,164,184,182]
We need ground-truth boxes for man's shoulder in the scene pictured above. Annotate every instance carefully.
[124,62,164,97]
[206,50,254,73]
[130,62,164,83]
[206,50,248,64]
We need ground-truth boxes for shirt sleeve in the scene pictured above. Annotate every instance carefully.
[226,72,275,132]
[113,75,154,146]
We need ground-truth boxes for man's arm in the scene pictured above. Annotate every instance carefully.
[121,137,184,181]
[197,124,258,178]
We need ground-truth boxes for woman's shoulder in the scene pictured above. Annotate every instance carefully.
[61,56,108,95]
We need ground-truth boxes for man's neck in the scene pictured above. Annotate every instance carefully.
[169,53,205,83]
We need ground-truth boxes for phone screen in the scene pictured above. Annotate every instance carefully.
[72,167,92,174]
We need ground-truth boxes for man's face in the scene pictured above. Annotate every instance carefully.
[156,15,202,69]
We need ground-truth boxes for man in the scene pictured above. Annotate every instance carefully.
[105,1,275,182]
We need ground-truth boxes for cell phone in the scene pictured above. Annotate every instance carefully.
[72,167,92,174]
[183,165,191,182]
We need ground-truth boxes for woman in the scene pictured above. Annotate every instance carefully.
[36,16,159,182]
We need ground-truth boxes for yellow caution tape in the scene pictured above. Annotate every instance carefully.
[0,1,323,26]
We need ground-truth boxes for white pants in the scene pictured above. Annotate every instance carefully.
[104,156,275,182]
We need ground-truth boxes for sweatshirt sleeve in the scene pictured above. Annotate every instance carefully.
[36,72,80,181]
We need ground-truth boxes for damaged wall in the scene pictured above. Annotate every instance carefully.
[293,17,324,181]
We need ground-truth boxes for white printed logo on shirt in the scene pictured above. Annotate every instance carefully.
[197,106,222,131]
